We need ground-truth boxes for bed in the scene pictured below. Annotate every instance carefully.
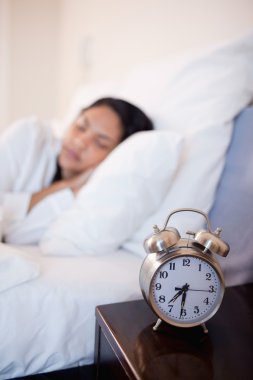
[0,33,253,379]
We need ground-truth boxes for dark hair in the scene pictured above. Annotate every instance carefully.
[86,97,153,141]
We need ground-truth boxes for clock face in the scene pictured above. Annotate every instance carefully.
[150,254,224,327]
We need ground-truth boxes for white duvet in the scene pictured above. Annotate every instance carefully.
[0,244,142,379]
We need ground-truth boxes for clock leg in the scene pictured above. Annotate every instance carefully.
[201,323,208,334]
[153,318,163,331]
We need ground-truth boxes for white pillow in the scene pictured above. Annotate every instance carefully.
[155,31,253,133]
[123,122,233,257]
[60,33,253,135]
[40,130,183,256]
[113,32,253,134]
[123,32,253,257]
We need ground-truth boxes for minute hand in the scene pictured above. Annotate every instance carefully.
[180,290,187,318]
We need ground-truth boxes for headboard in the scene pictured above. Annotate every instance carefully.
[209,106,253,286]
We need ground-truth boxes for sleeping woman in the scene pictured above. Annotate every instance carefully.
[0,97,153,244]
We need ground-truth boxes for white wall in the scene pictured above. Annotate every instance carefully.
[1,0,253,129]
[56,0,253,119]
[0,0,61,129]
[0,0,11,128]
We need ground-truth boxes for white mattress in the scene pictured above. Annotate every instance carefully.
[0,245,142,379]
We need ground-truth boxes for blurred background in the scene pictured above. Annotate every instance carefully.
[0,0,253,130]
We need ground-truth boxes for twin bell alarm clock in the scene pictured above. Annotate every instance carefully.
[139,208,230,332]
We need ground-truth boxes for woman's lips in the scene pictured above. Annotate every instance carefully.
[63,146,80,161]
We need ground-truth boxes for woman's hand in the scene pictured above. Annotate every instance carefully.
[28,168,95,212]
[65,168,94,194]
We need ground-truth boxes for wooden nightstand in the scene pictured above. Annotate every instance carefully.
[95,283,253,380]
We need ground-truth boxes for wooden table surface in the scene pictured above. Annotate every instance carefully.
[95,283,253,380]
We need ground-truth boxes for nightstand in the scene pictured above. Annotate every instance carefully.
[95,283,253,380]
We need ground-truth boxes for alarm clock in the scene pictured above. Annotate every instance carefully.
[139,208,230,332]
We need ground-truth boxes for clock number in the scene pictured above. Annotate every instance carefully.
[155,283,162,290]
[168,304,173,312]
[180,309,187,317]
[206,273,211,281]
[209,285,215,293]
[194,306,200,314]
[203,297,209,305]
[183,258,190,266]
[159,271,168,279]
[159,295,166,303]
[198,264,202,271]
[169,262,175,270]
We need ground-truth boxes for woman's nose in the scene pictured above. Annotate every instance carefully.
[73,131,92,149]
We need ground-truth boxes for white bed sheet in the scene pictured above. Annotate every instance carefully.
[0,245,142,379]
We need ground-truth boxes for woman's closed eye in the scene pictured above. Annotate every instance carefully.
[94,138,111,150]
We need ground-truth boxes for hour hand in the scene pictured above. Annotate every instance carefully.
[168,288,183,303]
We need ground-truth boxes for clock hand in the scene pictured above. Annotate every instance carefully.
[177,284,189,318]
[168,288,183,303]
[175,284,189,292]
[180,290,187,318]
[169,283,189,304]
[175,287,210,292]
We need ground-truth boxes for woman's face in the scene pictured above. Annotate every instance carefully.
[58,105,124,179]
